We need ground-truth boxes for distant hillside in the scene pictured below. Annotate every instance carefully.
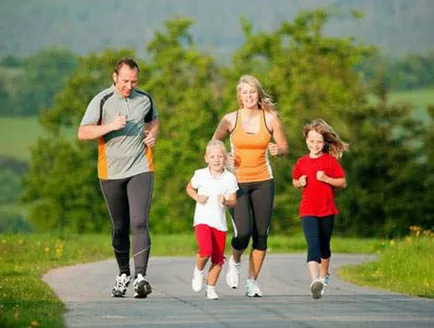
[1,0,433,60]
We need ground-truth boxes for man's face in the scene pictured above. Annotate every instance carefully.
[112,65,138,97]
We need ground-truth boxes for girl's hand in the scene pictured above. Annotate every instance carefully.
[196,195,209,204]
[299,175,307,187]
[316,171,328,182]
[217,194,226,205]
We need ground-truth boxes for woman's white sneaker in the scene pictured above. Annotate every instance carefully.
[245,279,263,297]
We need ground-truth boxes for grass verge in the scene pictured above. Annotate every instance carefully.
[338,228,434,299]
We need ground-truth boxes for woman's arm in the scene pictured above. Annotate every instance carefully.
[212,113,234,140]
[268,114,288,156]
[219,192,237,208]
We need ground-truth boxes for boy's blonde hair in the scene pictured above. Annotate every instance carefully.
[303,118,349,159]
[206,139,228,157]
[206,139,234,171]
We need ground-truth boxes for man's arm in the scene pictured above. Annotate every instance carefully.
[144,119,160,147]
[78,114,126,140]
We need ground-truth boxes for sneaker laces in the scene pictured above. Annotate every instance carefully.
[116,275,129,289]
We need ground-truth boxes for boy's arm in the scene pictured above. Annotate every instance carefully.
[186,181,208,204]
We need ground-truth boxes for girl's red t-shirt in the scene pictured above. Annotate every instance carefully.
[292,153,345,217]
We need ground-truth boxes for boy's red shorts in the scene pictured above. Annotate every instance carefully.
[194,224,226,265]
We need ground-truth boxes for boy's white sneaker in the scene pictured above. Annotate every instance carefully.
[245,279,263,297]
[191,267,204,292]
[310,279,324,300]
[133,274,152,298]
[205,285,219,300]
[226,256,241,289]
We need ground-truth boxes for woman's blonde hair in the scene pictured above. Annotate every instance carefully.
[236,75,277,115]
[303,118,349,159]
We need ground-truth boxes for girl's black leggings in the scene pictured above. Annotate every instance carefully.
[302,215,335,263]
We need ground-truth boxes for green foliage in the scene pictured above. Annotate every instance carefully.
[359,51,434,92]
[0,49,78,117]
[339,92,426,236]
[22,137,109,233]
[18,10,434,237]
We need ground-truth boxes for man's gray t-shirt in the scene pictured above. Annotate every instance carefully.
[80,85,158,180]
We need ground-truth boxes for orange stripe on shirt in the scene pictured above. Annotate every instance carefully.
[145,145,154,172]
[97,137,108,179]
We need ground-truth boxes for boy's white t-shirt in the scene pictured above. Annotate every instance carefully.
[190,167,239,232]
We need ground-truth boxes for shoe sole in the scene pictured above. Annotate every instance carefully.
[134,280,152,299]
[205,292,219,300]
[111,290,126,298]
[311,281,324,300]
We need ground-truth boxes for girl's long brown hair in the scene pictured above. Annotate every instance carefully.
[303,118,349,159]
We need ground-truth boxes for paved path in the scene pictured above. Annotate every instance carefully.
[43,254,434,328]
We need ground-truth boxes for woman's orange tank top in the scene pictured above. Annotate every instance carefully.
[230,110,273,183]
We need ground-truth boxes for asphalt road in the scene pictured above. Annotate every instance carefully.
[43,254,434,328]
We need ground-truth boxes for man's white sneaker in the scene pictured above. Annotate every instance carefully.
[111,273,130,297]
[310,279,324,300]
[133,274,152,298]
[226,256,241,289]
[205,285,219,300]
[191,267,204,292]
[245,279,263,297]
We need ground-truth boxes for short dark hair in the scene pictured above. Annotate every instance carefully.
[114,57,139,74]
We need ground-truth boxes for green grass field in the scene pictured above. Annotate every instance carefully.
[389,87,434,108]
[0,117,75,161]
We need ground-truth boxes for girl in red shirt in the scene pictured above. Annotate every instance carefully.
[292,118,349,300]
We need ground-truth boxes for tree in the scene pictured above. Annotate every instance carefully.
[13,48,78,116]
[338,84,426,236]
